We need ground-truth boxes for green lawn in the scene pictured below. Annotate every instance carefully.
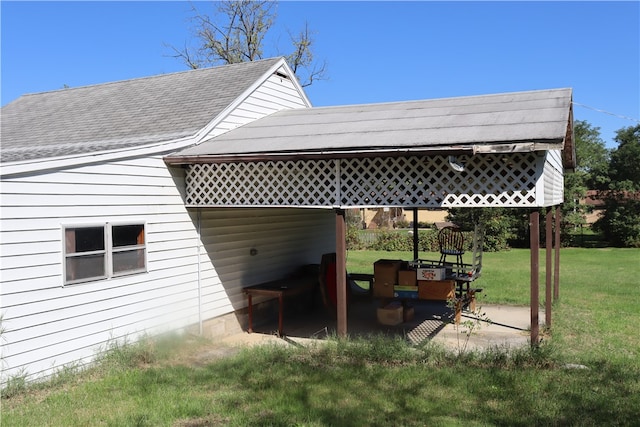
[3,248,639,426]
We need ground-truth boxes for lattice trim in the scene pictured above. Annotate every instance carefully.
[185,154,544,208]
[186,159,338,207]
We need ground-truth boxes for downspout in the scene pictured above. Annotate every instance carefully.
[197,208,203,336]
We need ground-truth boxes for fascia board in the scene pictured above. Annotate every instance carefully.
[0,136,197,179]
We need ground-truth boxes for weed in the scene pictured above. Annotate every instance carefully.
[94,334,157,373]
[446,295,492,356]
[1,368,28,399]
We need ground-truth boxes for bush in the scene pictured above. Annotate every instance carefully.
[346,225,363,250]
[371,230,413,251]
[593,198,640,247]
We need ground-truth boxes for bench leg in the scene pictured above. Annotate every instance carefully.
[468,291,477,312]
[247,294,254,333]
[455,299,462,324]
[278,293,284,337]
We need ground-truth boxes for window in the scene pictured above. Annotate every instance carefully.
[65,226,106,283]
[64,223,146,285]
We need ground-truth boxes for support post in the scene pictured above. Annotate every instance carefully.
[530,210,540,346]
[335,209,348,337]
[413,208,419,261]
[545,207,553,328]
[554,206,561,301]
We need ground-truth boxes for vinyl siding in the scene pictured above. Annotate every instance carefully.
[0,66,314,385]
[542,150,564,206]
[196,208,335,319]
[1,159,335,385]
[0,157,201,383]
[202,72,309,141]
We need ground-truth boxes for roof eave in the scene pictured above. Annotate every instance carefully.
[164,139,564,165]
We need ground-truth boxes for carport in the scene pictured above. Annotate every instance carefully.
[164,88,575,345]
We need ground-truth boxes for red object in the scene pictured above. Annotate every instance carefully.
[326,261,337,306]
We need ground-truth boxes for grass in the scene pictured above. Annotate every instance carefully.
[2,248,639,426]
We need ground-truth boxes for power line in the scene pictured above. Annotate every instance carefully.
[574,102,640,124]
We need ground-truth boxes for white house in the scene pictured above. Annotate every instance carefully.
[1,55,574,386]
[0,58,336,386]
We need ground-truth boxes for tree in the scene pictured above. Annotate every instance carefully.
[608,125,640,189]
[561,121,609,236]
[592,125,640,247]
[167,0,326,87]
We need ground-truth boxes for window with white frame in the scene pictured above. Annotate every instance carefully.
[64,223,146,285]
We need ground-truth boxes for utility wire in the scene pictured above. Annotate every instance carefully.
[574,102,640,124]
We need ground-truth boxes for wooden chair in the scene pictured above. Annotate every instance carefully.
[454,223,485,311]
[438,226,465,269]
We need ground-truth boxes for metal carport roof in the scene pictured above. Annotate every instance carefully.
[165,88,574,167]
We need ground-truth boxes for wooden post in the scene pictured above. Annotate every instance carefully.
[336,209,348,337]
[530,210,540,346]
[554,206,561,301]
[545,207,553,328]
[413,208,419,261]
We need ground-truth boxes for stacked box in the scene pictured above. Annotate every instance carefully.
[393,285,419,299]
[377,301,403,325]
[418,280,455,300]
[373,259,402,298]
[417,267,447,281]
[403,305,415,322]
[398,270,417,286]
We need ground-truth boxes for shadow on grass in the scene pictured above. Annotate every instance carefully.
[166,342,640,426]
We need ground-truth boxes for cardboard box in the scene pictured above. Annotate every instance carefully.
[398,270,417,286]
[403,305,415,322]
[418,280,455,300]
[393,286,419,299]
[373,260,402,298]
[377,302,403,326]
[417,267,446,281]
[374,282,394,298]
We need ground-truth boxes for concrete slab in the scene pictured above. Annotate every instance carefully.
[217,300,544,354]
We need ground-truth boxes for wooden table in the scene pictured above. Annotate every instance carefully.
[244,277,317,336]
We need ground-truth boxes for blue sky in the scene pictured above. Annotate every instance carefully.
[2,1,638,148]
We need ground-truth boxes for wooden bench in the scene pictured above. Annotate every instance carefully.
[244,267,319,336]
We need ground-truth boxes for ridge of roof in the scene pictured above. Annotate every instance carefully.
[7,57,284,102]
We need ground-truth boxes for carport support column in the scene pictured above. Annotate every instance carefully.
[545,207,553,328]
[412,208,419,260]
[335,209,348,337]
[554,206,561,301]
[530,210,540,346]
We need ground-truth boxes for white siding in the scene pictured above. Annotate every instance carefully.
[0,68,314,386]
[195,208,335,319]
[202,73,308,141]
[0,157,201,384]
[542,150,564,206]
[1,161,335,385]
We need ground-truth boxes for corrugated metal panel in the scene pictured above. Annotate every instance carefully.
[172,88,573,159]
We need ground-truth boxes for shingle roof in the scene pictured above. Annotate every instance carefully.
[167,88,573,162]
[0,58,283,163]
